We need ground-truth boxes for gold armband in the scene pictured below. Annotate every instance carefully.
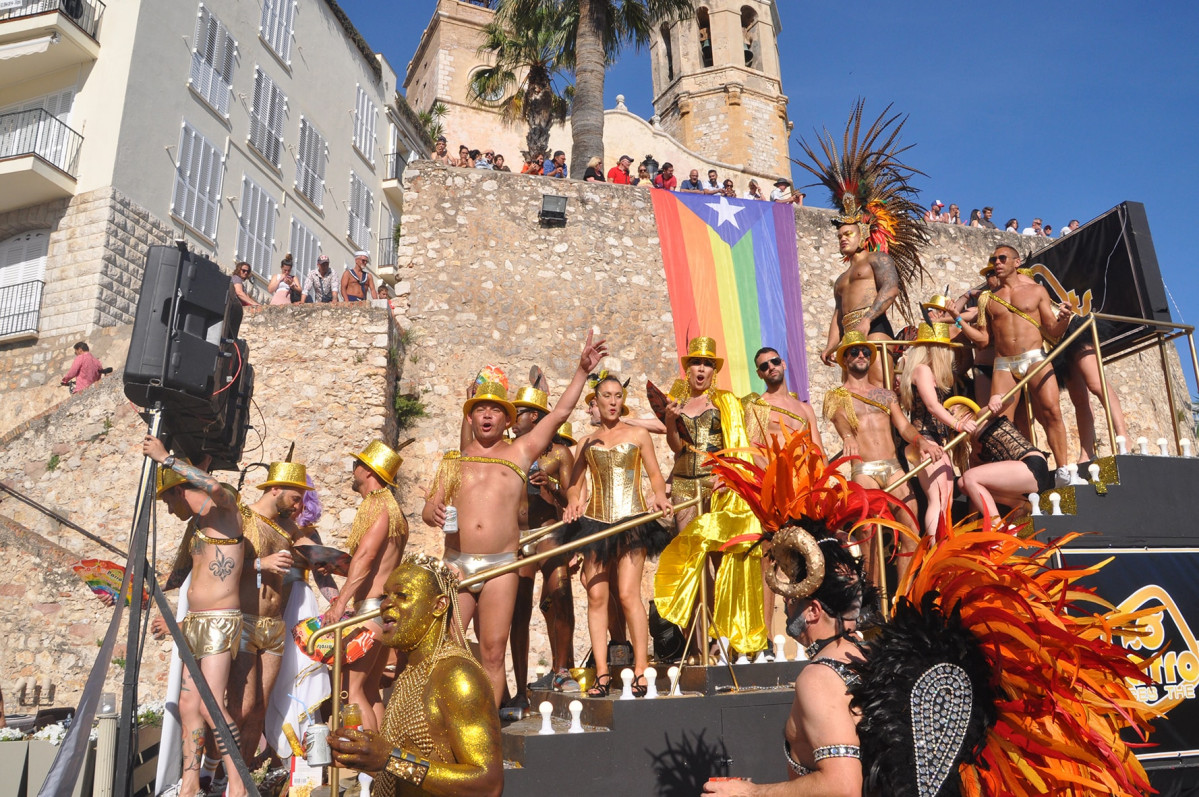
[387,748,431,786]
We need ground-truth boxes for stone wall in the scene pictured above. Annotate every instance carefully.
[0,303,400,707]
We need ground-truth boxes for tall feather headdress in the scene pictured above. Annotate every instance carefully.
[797,99,929,316]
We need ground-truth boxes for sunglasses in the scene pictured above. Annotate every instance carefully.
[988,254,1012,265]
[756,356,782,371]
[845,346,872,359]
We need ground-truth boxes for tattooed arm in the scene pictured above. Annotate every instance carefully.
[856,252,900,334]
[141,435,236,509]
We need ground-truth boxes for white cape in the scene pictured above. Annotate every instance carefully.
[265,580,331,755]
[154,575,189,794]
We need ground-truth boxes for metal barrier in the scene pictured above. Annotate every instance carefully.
[383,151,404,180]
[0,0,106,39]
[0,108,84,177]
[0,280,44,338]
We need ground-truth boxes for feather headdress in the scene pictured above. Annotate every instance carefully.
[797,99,929,316]
[853,514,1161,797]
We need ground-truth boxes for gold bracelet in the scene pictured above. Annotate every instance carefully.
[387,747,431,786]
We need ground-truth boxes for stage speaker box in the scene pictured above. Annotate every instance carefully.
[124,245,242,407]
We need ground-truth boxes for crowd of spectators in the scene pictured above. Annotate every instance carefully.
[927,201,1079,239]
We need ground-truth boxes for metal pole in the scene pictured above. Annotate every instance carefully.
[517,518,567,549]
[329,633,343,797]
[873,524,888,617]
[1090,316,1118,456]
[880,341,892,389]
[1023,385,1037,448]
[698,557,710,665]
[1188,333,1199,422]
[1157,333,1182,455]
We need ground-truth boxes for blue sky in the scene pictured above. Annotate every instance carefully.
[341,0,1199,390]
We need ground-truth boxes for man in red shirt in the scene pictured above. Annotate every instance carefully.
[607,154,633,185]
[652,162,677,191]
[61,341,103,393]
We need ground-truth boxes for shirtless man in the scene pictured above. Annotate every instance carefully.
[823,333,942,581]
[229,462,308,764]
[702,534,869,796]
[341,251,377,302]
[820,223,901,387]
[321,440,408,732]
[744,347,821,648]
[956,245,1077,486]
[422,330,607,705]
[141,440,250,797]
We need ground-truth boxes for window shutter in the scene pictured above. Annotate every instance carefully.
[172,122,224,240]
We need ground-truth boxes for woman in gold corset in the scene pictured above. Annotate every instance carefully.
[664,336,728,533]
[564,375,672,697]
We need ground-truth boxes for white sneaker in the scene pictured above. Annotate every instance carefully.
[1054,466,1087,487]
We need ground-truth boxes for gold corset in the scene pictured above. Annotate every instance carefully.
[672,408,724,478]
[584,443,647,523]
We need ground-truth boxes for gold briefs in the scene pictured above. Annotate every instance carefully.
[181,609,243,660]
[240,614,286,655]
[443,549,519,594]
[851,459,901,488]
[994,347,1046,379]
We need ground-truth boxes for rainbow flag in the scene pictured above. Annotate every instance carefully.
[651,190,810,398]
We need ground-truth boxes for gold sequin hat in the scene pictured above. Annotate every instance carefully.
[836,330,876,365]
[257,462,313,491]
[914,322,962,348]
[921,293,953,313]
[979,261,997,277]
[680,336,724,372]
[512,386,550,413]
[463,381,518,424]
[156,458,191,496]
[348,440,402,486]
[554,422,576,445]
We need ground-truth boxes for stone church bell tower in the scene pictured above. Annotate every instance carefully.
[650,1,791,177]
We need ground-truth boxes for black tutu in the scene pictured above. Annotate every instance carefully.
[1051,313,1090,386]
[564,514,676,561]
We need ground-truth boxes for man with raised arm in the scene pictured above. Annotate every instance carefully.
[228,461,308,765]
[321,440,409,735]
[422,330,607,706]
[142,438,250,797]
[955,245,1078,486]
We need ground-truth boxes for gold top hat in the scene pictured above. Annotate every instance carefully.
[554,422,576,446]
[348,440,402,486]
[914,322,962,347]
[257,462,313,491]
[512,386,550,413]
[836,330,876,365]
[921,294,953,313]
[979,262,996,276]
[156,458,191,496]
[463,381,518,424]
[680,336,724,372]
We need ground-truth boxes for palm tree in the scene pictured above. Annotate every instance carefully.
[502,0,693,179]
[469,3,574,163]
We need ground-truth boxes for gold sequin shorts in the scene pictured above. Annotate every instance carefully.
[240,613,286,655]
[670,474,713,508]
[181,609,242,660]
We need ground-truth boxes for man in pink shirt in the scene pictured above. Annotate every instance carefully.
[61,341,103,392]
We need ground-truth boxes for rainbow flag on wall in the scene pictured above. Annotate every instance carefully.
[651,191,810,398]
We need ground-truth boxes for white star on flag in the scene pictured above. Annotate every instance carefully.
[706,196,746,229]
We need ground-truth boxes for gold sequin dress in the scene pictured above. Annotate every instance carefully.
[669,407,724,505]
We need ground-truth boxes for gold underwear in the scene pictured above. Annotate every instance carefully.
[240,614,286,655]
[841,306,872,330]
[443,549,519,594]
[994,347,1046,379]
[670,474,713,507]
[851,459,900,488]
[181,609,242,660]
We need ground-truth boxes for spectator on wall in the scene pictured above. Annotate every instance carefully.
[583,156,606,181]
[652,162,677,190]
[1021,218,1043,236]
[633,162,651,186]
[980,207,998,229]
[947,204,963,225]
[432,136,453,165]
[303,255,340,303]
[720,178,737,197]
[924,200,947,222]
[231,262,259,307]
[1004,218,1019,233]
[1043,224,1054,238]
[61,341,104,393]
[494,154,511,172]
[608,155,633,185]
[454,144,470,167]
[679,169,704,192]
[746,179,764,200]
[522,152,546,174]
[704,170,722,195]
[1061,219,1080,236]
[968,209,982,227]
[473,149,493,169]
[770,178,803,204]
[543,151,568,178]
[268,253,301,305]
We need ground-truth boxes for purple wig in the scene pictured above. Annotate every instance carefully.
[295,474,323,527]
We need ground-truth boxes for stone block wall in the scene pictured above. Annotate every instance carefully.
[0,303,400,706]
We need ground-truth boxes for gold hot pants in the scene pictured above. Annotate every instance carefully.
[851,459,901,488]
[670,474,713,509]
[240,614,286,655]
[994,347,1047,379]
[181,609,243,660]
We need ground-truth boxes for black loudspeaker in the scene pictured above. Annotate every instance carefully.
[124,246,241,405]
[124,245,251,469]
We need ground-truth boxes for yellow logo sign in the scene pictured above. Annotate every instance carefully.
[1026,262,1094,315]
[1117,584,1199,712]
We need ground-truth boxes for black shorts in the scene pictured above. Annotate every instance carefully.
[870,314,895,338]
[1022,455,1055,494]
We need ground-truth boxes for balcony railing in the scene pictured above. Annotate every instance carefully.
[0,0,106,39]
[0,280,44,339]
[378,236,396,267]
[384,151,405,181]
[0,108,83,177]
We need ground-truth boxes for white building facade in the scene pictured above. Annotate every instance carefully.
[0,0,427,344]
